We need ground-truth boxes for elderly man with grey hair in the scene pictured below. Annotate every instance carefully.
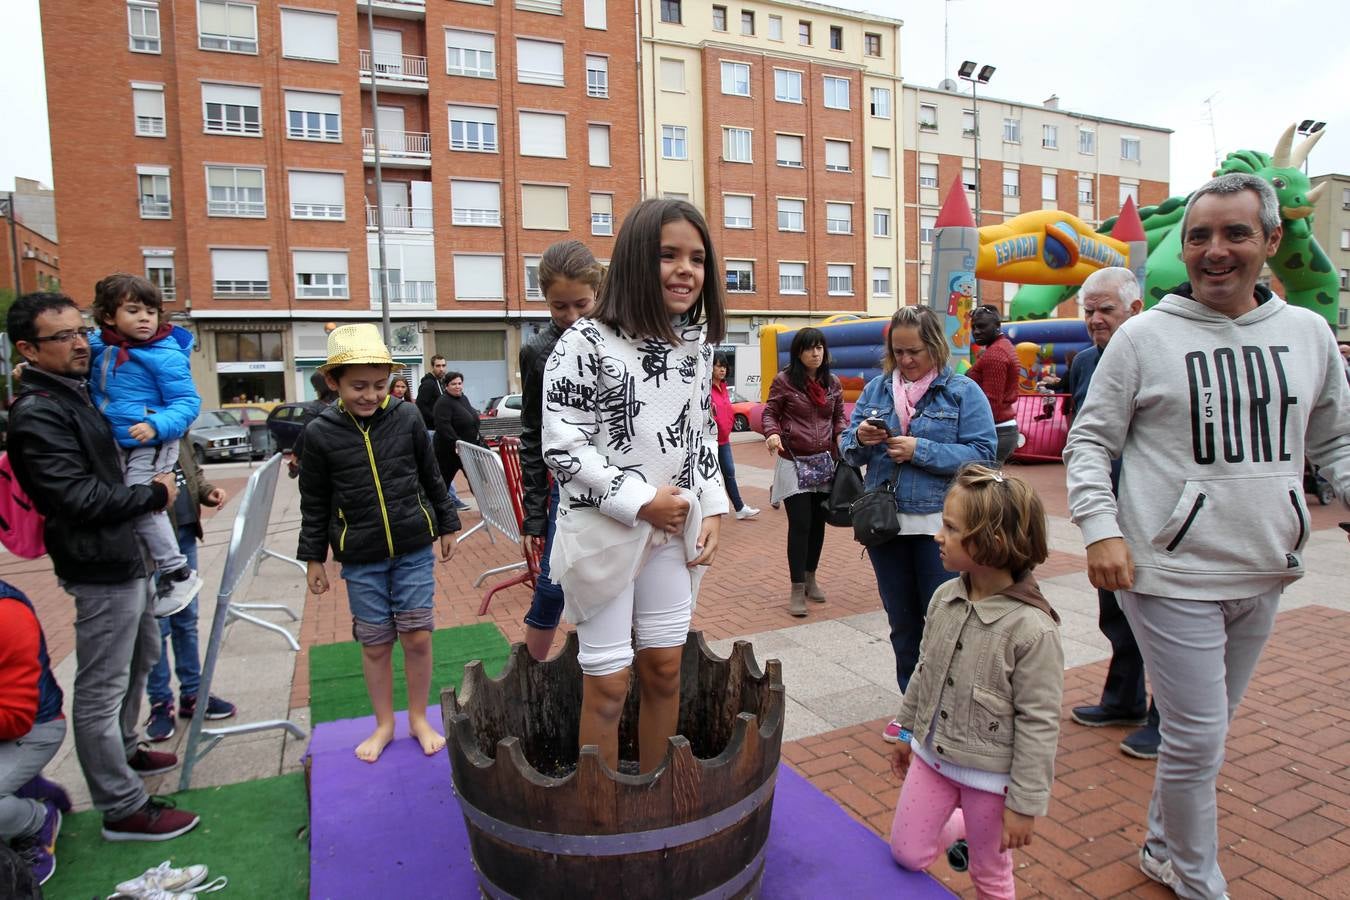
[1065,173,1350,898]
[1059,267,1162,760]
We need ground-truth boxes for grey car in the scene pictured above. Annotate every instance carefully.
[188,410,253,464]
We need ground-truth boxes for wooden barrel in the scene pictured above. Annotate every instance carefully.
[442,631,784,900]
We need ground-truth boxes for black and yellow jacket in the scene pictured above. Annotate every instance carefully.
[296,396,459,564]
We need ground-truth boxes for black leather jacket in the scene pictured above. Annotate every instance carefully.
[7,368,169,584]
[518,322,564,536]
[296,397,460,564]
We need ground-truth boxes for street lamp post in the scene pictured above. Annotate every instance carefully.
[1296,120,1325,175]
[958,61,994,303]
[957,61,996,227]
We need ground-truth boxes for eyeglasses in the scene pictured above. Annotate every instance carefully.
[31,327,94,345]
[891,346,930,359]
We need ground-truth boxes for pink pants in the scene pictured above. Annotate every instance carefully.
[890,755,1016,900]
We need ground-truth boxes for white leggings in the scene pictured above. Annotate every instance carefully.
[576,538,693,677]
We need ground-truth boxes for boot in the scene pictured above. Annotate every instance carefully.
[804,571,826,603]
[788,583,808,617]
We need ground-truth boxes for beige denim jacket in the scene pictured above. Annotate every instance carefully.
[896,572,1064,816]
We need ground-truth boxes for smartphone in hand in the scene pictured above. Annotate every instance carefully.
[865,417,895,437]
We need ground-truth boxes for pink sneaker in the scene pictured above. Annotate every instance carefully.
[882,720,904,743]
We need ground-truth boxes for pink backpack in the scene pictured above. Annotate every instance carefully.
[0,451,46,559]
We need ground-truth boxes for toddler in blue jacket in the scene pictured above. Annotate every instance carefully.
[90,274,203,617]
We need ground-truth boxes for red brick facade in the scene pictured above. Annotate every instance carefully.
[41,0,639,318]
[702,49,868,315]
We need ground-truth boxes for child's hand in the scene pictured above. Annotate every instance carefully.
[637,485,689,534]
[307,561,330,596]
[1000,809,1035,852]
[688,515,722,567]
[438,533,457,562]
[129,422,157,443]
[204,488,227,507]
[890,742,912,779]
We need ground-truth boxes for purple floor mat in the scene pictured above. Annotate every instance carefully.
[308,707,952,899]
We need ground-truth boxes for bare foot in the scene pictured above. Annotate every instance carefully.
[409,718,447,756]
[354,723,395,763]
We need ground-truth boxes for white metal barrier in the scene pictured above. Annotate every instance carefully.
[455,440,526,587]
[179,453,307,790]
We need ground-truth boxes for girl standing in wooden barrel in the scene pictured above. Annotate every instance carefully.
[542,198,728,774]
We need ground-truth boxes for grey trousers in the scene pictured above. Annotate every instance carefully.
[124,442,188,572]
[1120,587,1280,900]
[65,577,159,820]
[0,718,66,841]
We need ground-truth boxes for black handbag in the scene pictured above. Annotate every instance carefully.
[850,481,901,547]
[825,461,863,527]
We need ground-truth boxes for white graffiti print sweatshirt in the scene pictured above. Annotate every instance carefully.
[542,317,729,529]
[1064,287,1350,600]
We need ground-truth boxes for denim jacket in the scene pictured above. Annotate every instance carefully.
[839,368,996,514]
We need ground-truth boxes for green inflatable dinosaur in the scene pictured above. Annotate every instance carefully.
[1008,124,1336,326]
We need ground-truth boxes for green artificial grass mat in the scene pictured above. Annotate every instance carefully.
[43,773,307,900]
[308,621,511,724]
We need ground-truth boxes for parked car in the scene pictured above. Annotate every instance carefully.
[482,393,523,419]
[222,403,276,458]
[188,410,253,464]
[726,388,757,433]
[265,402,311,453]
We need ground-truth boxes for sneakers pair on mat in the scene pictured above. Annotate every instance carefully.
[146,695,237,742]
[109,859,227,899]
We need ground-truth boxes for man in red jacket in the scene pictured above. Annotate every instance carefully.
[966,305,1021,463]
[0,580,68,885]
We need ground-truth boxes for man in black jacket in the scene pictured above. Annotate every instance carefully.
[415,354,447,429]
[6,292,200,842]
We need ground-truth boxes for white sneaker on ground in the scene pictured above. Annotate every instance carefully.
[113,875,229,899]
[1138,845,1181,891]
[115,860,209,895]
[154,568,203,618]
[735,506,760,520]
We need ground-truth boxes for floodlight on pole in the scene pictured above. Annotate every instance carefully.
[958,60,995,302]
[1295,120,1326,174]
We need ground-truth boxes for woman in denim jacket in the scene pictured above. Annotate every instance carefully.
[840,306,996,742]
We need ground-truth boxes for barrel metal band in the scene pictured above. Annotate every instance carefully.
[457,769,776,857]
[478,843,767,900]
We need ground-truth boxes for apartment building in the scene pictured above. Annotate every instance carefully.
[903,86,1171,315]
[41,0,637,406]
[1310,173,1350,339]
[641,0,904,342]
[1,191,61,296]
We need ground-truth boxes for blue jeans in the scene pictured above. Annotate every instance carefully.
[341,544,436,645]
[148,525,201,705]
[866,534,948,693]
[717,443,745,512]
[428,429,461,502]
[524,484,564,630]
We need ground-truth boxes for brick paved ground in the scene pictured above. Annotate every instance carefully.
[0,473,249,668]
[13,442,1350,897]
[786,605,1350,899]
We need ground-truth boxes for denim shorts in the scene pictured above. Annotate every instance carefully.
[340,544,436,636]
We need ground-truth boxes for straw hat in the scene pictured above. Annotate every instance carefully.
[319,323,394,372]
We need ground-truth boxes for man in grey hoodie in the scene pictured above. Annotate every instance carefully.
[1064,172,1350,899]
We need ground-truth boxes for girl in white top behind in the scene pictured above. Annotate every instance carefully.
[542,198,729,774]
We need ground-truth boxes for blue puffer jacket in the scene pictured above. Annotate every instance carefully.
[839,368,997,514]
[90,326,201,448]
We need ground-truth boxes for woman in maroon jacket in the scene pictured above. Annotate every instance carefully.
[762,328,845,617]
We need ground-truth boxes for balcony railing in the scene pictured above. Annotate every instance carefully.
[369,280,435,308]
[362,128,431,160]
[356,0,425,15]
[365,204,433,230]
[359,49,428,84]
[140,198,171,218]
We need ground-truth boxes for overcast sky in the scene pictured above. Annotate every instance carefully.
[2,0,1345,194]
